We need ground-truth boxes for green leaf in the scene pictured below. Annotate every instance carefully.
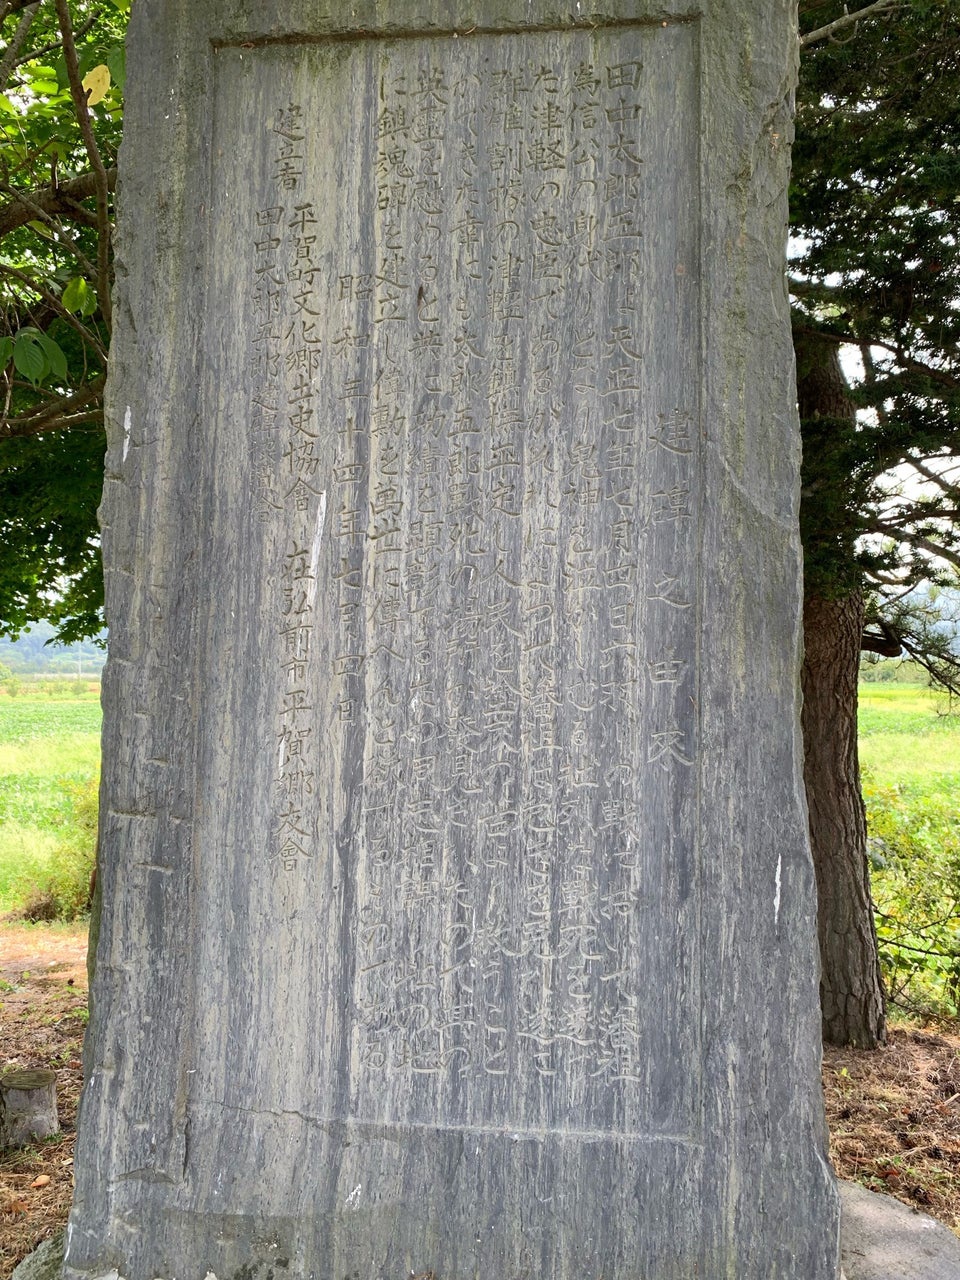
[37,333,68,383]
[79,283,97,318]
[0,337,13,366]
[13,332,46,385]
[62,277,90,314]
[77,45,103,80]
[106,45,126,92]
[27,220,56,240]
[0,96,18,116]
[52,54,69,91]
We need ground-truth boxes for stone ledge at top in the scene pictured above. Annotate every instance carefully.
[209,0,701,42]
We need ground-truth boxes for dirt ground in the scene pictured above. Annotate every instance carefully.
[0,924,87,1277]
[2,926,960,1277]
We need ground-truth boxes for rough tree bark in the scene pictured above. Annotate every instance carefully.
[801,589,886,1047]
[797,330,886,1048]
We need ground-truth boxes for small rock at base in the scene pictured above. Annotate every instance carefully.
[10,1231,64,1280]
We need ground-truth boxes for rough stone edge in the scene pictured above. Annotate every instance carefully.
[10,1231,64,1280]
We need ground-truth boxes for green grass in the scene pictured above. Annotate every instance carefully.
[0,681,958,1014]
[859,683,960,1018]
[0,693,101,915]
[860,684,960,789]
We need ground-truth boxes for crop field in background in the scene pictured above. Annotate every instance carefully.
[0,681,958,1016]
[0,688,101,916]
[859,683,960,1019]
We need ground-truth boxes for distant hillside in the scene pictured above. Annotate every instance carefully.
[0,621,106,675]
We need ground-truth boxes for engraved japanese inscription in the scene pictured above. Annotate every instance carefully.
[198,21,700,1138]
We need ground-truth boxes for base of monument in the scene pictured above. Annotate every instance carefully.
[62,1109,841,1278]
[32,1183,959,1280]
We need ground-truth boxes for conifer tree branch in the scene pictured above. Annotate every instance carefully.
[801,1,903,49]
[870,522,960,572]
[904,455,960,496]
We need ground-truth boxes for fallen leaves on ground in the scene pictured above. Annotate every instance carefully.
[823,1024,960,1233]
[0,925,86,1277]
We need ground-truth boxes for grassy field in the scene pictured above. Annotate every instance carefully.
[0,689,101,914]
[0,680,958,1010]
[859,683,960,1017]
[860,683,960,791]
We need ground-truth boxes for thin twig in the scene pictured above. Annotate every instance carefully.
[13,12,97,68]
[0,180,98,277]
[0,260,107,358]
[56,193,101,230]
[0,0,38,93]
[801,0,902,48]
[54,0,112,326]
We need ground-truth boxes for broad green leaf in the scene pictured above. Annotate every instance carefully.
[62,277,98,318]
[106,45,126,91]
[62,277,91,314]
[0,96,18,116]
[0,338,13,366]
[13,332,46,385]
[52,54,69,91]
[82,65,111,107]
[37,333,68,382]
[28,220,55,240]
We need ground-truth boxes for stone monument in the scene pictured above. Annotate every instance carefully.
[66,2,841,1276]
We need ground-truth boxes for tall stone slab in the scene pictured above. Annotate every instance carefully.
[66,3,840,1277]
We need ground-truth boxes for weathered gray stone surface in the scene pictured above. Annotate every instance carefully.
[65,2,839,1277]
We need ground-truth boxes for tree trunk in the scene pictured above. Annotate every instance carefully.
[801,590,886,1047]
[795,326,886,1047]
